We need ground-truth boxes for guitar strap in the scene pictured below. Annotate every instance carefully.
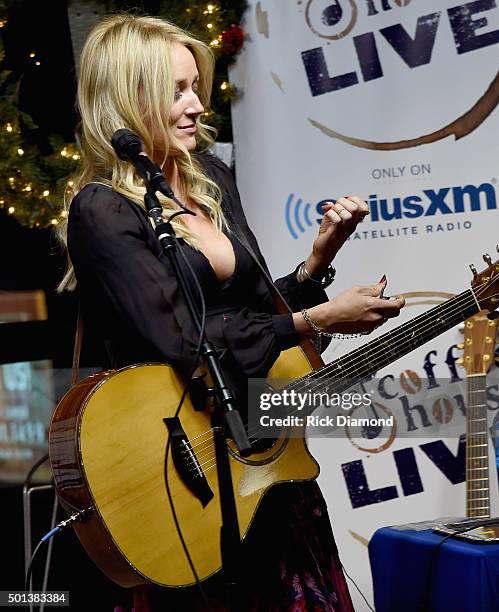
[71,296,84,386]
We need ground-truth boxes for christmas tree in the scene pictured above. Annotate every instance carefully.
[0,0,247,228]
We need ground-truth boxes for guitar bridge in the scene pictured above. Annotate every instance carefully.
[163,417,214,507]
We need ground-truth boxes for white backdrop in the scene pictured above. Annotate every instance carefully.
[230,1,499,609]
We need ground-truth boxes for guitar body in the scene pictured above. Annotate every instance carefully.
[49,346,319,588]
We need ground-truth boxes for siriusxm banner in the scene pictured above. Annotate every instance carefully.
[230,0,499,608]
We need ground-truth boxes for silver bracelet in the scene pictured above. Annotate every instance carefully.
[301,308,367,352]
[296,261,336,288]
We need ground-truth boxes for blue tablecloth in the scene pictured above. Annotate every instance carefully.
[369,525,499,612]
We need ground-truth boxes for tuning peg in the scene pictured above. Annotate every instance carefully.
[457,342,464,350]
[456,357,464,365]
[483,253,492,265]
[469,264,478,277]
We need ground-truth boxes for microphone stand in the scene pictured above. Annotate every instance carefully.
[143,186,251,611]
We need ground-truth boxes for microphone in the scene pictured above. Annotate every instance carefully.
[111,128,174,198]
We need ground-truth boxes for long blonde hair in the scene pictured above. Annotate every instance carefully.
[58,13,226,291]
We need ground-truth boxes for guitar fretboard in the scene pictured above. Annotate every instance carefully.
[293,288,479,404]
[466,373,490,518]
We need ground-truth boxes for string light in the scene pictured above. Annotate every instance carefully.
[60,210,68,218]
[67,180,74,187]
[71,154,80,160]
[60,149,67,157]
[0,19,7,28]
[23,184,32,192]
[207,23,213,29]
[29,53,35,58]
[8,206,15,214]
[8,177,15,184]
[43,190,50,197]
[6,123,13,133]
[220,81,228,90]
[17,148,24,156]
[50,219,58,225]
[35,61,41,66]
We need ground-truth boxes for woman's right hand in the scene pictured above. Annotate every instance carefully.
[293,280,405,338]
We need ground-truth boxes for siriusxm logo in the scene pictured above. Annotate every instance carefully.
[285,194,315,239]
[284,182,497,239]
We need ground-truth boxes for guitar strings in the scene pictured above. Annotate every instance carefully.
[469,382,489,515]
[186,287,495,473]
[466,373,490,516]
[189,329,497,478]
[182,282,497,473]
[183,280,489,451]
[464,318,495,516]
[185,284,492,470]
[185,286,483,461]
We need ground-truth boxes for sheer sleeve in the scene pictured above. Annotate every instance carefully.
[68,184,200,373]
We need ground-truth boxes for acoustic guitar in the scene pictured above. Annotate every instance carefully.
[49,254,499,588]
[460,311,499,518]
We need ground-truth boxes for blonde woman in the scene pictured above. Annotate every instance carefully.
[60,13,403,611]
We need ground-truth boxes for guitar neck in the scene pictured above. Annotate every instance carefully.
[466,373,490,518]
[296,288,479,402]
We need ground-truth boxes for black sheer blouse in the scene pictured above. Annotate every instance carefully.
[67,154,329,378]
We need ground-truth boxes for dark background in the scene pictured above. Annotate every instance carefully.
[0,0,165,366]
[1,0,82,368]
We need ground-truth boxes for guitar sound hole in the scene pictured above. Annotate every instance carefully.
[247,436,276,454]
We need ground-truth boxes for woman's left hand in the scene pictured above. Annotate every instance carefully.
[307,196,369,277]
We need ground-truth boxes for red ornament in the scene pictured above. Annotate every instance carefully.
[221,24,245,55]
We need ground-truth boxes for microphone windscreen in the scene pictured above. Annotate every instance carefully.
[111,128,143,161]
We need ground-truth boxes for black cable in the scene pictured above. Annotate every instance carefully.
[24,539,46,612]
[22,453,50,612]
[341,563,375,612]
[419,518,499,611]
[166,209,193,223]
[162,238,213,610]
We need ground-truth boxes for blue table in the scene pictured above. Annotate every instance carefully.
[369,525,499,612]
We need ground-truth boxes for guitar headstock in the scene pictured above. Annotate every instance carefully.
[471,251,499,313]
[459,311,499,375]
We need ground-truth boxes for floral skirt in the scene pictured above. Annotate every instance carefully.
[138,481,354,612]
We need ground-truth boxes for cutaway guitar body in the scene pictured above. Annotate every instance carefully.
[49,346,318,588]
